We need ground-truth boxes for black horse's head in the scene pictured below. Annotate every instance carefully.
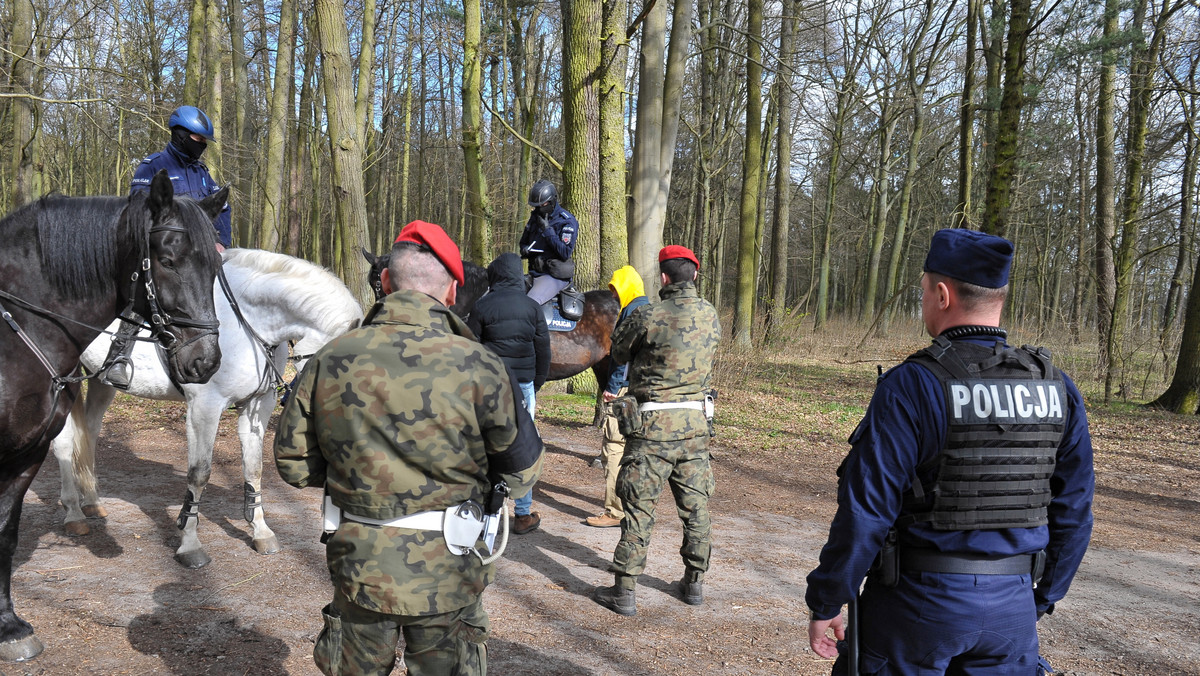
[361,247,389,302]
[125,170,225,384]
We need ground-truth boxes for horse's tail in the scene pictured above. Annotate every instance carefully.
[68,389,99,502]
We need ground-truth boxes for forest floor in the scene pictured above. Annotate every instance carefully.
[4,319,1199,675]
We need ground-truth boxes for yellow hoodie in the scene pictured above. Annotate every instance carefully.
[608,265,646,310]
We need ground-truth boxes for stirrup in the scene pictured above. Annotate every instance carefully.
[98,356,134,391]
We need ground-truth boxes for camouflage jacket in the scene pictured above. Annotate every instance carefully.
[611,281,721,441]
[274,289,543,616]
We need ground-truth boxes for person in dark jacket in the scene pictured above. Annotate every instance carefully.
[468,252,551,534]
[131,105,231,249]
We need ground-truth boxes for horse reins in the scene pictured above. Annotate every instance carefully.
[215,264,289,397]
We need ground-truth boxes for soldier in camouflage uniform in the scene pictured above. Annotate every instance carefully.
[593,245,722,616]
[275,220,543,676]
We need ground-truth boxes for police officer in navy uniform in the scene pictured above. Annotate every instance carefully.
[102,105,231,389]
[805,229,1094,674]
[519,179,578,305]
[131,105,232,249]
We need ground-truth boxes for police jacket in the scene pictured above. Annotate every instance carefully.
[611,281,721,441]
[519,206,578,279]
[131,142,232,247]
[467,252,551,390]
[274,289,544,616]
[603,266,650,395]
[805,331,1094,622]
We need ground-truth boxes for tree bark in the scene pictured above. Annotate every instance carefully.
[765,0,798,343]
[259,0,297,250]
[981,0,1031,238]
[733,0,763,346]
[462,0,493,264]
[561,0,602,289]
[8,0,36,208]
[315,0,371,301]
[599,0,629,276]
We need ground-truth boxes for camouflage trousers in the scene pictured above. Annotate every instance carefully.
[314,590,488,676]
[611,435,714,588]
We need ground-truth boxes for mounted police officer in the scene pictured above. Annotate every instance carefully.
[593,245,721,616]
[100,105,232,390]
[274,220,543,676]
[519,179,578,305]
[805,229,1094,674]
[131,105,231,249]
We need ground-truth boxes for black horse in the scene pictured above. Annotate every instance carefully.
[0,171,226,661]
[362,249,619,419]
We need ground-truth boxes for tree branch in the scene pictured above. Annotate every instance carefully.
[480,96,561,172]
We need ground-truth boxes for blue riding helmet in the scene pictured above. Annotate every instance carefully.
[169,105,216,142]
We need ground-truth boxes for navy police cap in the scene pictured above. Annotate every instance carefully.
[923,228,1013,289]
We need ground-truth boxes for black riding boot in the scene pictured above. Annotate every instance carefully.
[98,317,141,390]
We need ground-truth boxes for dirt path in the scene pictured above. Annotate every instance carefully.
[7,401,1199,675]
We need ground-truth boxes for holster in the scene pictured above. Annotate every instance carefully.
[869,527,899,588]
[610,396,642,437]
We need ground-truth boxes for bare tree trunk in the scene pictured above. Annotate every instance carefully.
[1095,0,1118,381]
[259,0,297,250]
[8,0,36,207]
[561,0,602,289]
[183,0,206,105]
[228,0,251,243]
[315,0,371,301]
[954,0,977,229]
[462,0,493,264]
[732,0,763,346]
[204,0,224,183]
[599,0,628,276]
[981,0,1031,238]
[629,0,666,286]
[765,0,798,343]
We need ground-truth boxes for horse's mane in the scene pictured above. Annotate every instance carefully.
[221,248,364,334]
[24,194,144,299]
[28,191,220,300]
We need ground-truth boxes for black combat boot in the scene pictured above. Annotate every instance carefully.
[678,570,703,606]
[593,582,636,616]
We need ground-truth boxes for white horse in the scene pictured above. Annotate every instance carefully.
[51,248,363,568]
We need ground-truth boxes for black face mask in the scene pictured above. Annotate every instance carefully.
[171,126,207,161]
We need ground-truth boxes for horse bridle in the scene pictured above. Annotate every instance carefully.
[123,221,221,355]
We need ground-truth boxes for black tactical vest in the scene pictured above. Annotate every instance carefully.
[902,335,1067,531]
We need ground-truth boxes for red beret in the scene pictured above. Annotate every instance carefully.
[658,245,699,269]
[394,220,464,285]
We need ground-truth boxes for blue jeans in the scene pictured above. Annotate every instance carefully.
[514,381,537,516]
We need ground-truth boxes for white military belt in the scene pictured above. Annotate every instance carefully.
[344,509,445,530]
[639,401,705,413]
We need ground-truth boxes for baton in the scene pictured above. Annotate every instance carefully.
[847,589,860,675]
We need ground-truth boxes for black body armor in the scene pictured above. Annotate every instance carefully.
[902,336,1067,531]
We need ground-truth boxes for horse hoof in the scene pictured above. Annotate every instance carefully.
[64,520,91,537]
[82,505,108,518]
[0,635,44,662]
[253,536,281,555]
[174,549,212,569]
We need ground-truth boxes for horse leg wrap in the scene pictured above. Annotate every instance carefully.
[176,490,201,530]
[244,483,263,523]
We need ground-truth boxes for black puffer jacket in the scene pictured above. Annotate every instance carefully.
[467,252,551,389]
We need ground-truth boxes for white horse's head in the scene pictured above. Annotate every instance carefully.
[219,249,363,371]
